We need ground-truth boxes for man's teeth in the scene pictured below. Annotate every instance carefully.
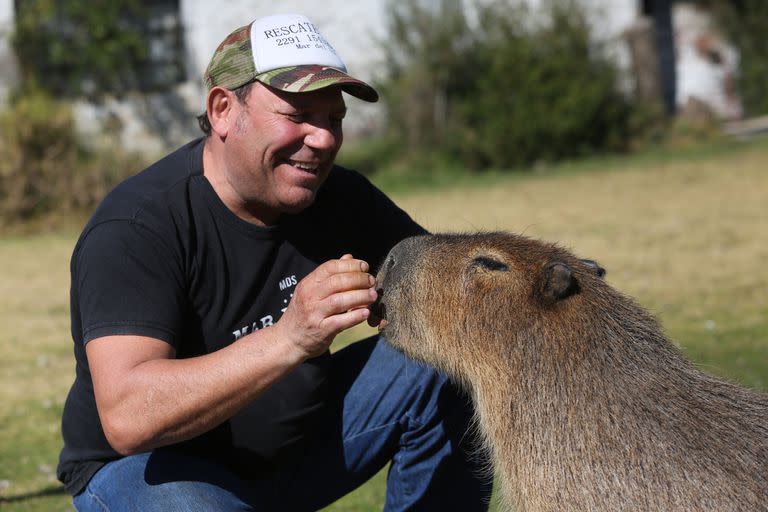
[290,161,319,172]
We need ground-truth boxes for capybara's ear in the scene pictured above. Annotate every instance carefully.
[537,262,579,304]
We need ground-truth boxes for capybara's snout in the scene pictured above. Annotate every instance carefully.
[379,236,427,274]
[376,236,429,290]
[368,235,429,328]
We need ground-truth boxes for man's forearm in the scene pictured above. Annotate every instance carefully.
[89,327,305,455]
[89,256,376,455]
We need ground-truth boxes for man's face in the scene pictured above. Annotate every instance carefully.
[222,82,346,222]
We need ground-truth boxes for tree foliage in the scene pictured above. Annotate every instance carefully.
[376,0,630,171]
[0,90,146,222]
[12,0,149,98]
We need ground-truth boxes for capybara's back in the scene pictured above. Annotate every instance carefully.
[371,232,768,511]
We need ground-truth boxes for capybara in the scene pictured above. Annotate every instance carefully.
[369,232,768,511]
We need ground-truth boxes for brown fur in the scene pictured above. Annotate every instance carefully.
[372,232,768,511]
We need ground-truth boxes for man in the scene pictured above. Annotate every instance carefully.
[58,13,491,511]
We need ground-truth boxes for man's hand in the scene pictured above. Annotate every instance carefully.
[275,254,377,359]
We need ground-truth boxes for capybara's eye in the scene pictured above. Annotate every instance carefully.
[471,256,509,272]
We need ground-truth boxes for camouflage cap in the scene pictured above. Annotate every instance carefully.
[204,14,378,102]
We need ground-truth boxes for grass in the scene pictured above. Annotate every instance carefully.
[1,138,767,511]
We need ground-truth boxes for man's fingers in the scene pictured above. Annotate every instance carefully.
[298,258,375,304]
[324,287,377,315]
[323,272,375,296]
[281,256,376,352]
[295,271,374,305]
[313,257,370,280]
[291,284,376,325]
[321,307,371,334]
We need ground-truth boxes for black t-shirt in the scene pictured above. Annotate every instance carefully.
[57,138,424,495]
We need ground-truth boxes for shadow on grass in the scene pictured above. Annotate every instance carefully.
[0,484,67,503]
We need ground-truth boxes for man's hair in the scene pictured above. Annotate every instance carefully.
[197,81,257,135]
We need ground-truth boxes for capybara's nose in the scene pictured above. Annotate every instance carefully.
[378,242,402,278]
[368,287,385,326]
[384,251,396,271]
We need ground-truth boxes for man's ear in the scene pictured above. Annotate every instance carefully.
[207,86,234,138]
[536,261,579,304]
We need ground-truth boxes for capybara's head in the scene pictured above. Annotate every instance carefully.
[373,232,768,512]
[371,232,628,387]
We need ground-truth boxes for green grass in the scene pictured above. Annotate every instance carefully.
[2,138,767,511]
[349,134,768,197]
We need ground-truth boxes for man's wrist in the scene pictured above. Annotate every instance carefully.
[254,324,310,367]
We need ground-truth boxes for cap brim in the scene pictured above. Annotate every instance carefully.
[254,64,379,103]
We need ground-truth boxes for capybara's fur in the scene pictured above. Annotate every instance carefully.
[372,232,768,511]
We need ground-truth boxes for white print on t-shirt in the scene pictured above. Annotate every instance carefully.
[231,315,275,340]
[231,275,298,340]
[279,275,297,290]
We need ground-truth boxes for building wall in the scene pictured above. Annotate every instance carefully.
[674,2,741,119]
[0,0,17,104]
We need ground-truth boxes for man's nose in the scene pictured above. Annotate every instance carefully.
[304,121,340,150]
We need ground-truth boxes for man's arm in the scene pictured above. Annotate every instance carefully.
[88,256,376,455]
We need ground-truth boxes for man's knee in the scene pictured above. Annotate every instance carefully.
[75,451,259,511]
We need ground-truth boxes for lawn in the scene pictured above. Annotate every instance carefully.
[1,139,766,511]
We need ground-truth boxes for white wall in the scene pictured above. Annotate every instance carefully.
[0,0,18,103]
[674,3,741,119]
[578,0,640,84]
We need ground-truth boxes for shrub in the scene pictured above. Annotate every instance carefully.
[0,91,145,225]
[12,0,149,98]
[456,2,629,168]
[375,0,631,172]
[377,0,474,155]
[0,91,78,219]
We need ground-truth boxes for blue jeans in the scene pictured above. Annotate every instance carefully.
[73,337,492,511]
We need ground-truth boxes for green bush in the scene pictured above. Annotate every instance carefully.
[0,91,145,224]
[12,0,148,97]
[375,0,631,173]
[0,91,77,219]
[377,0,473,156]
[459,2,629,168]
